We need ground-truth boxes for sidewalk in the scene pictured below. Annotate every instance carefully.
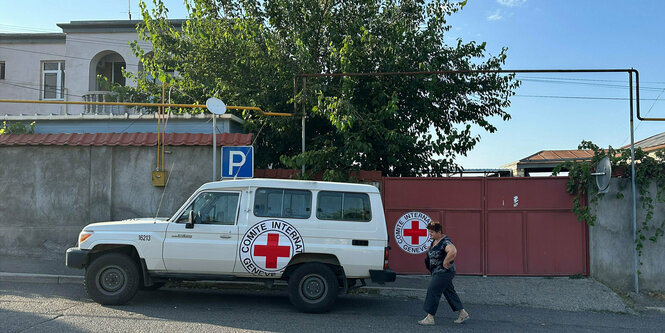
[1,254,662,314]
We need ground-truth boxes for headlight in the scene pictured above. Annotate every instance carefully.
[78,231,93,246]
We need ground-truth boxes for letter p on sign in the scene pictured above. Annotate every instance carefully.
[221,146,254,179]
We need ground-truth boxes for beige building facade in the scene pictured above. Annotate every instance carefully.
[0,20,182,116]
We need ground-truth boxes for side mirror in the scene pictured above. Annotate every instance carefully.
[186,211,195,229]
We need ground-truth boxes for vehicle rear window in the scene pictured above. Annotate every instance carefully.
[254,188,312,219]
[316,191,372,222]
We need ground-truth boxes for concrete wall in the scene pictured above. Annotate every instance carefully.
[0,145,213,259]
[590,178,665,292]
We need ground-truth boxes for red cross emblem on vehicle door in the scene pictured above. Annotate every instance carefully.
[253,233,291,269]
[403,220,427,245]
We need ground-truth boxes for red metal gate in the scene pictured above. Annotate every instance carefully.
[383,177,589,276]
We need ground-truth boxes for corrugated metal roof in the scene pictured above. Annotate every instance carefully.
[520,150,594,163]
[621,132,665,151]
[0,133,252,147]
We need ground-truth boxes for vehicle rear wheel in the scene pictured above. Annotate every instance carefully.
[288,263,339,313]
[84,253,140,305]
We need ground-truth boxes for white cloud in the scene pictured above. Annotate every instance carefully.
[487,9,503,21]
[497,0,526,7]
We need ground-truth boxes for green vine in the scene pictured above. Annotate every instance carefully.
[553,141,665,271]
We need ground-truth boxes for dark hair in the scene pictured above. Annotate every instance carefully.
[426,221,442,233]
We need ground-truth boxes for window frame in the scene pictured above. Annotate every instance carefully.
[0,62,5,80]
[253,187,312,219]
[316,191,372,222]
[41,61,65,100]
[175,190,241,226]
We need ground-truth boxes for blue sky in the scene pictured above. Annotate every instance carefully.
[1,0,664,169]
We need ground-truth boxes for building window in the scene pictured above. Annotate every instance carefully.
[0,62,5,80]
[42,61,65,100]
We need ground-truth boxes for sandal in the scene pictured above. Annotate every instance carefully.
[454,313,470,324]
[418,316,435,325]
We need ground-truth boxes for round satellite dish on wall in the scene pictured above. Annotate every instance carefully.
[592,156,611,193]
[206,97,227,115]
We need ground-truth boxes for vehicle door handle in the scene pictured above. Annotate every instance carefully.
[219,235,232,239]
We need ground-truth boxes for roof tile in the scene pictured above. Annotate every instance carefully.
[0,133,252,147]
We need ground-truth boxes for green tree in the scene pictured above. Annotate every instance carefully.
[0,121,35,135]
[131,0,519,179]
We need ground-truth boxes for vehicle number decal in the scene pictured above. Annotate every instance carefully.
[138,234,151,241]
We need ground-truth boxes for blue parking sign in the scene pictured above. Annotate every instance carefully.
[221,146,254,179]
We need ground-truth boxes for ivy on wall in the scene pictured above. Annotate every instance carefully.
[553,141,665,272]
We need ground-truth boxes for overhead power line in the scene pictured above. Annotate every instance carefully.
[0,46,141,67]
[514,94,663,101]
[0,80,85,98]
[518,75,665,85]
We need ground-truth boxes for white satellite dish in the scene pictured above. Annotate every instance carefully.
[206,97,227,115]
[592,156,611,193]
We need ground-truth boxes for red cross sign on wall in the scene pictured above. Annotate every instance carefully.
[254,233,291,269]
[403,220,427,245]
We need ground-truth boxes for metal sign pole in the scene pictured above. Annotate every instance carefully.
[213,115,217,181]
[207,98,227,182]
[629,71,639,294]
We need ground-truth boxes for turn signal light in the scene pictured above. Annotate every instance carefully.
[79,232,93,245]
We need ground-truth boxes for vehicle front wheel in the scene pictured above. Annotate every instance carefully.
[288,263,339,313]
[84,253,140,305]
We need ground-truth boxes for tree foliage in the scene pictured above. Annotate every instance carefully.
[131,0,519,179]
[0,121,35,135]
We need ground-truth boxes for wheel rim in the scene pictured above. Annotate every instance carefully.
[96,265,127,295]
[299,273,328,303]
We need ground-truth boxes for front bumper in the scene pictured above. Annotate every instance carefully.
[369,269,397,284]
[65,248,90,269]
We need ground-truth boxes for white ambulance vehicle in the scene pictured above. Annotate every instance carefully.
[66,179,396,313]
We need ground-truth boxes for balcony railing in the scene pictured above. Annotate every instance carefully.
[82,91,128,115]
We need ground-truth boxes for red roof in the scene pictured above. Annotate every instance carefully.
[0,133,252,147]
[521,150,594,163]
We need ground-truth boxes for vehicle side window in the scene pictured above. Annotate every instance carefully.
[177,192,239,225]
[317,191,372,222]
[254,188,311,219]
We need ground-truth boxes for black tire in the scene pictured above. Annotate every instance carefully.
[84,253,140,305]
[140,282,166,291]
[288,263,339,313]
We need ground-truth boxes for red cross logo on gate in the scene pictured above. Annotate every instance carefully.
[403,220,427,245]
[253,233,291,269]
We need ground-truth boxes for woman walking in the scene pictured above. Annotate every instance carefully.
[418,221,470,325]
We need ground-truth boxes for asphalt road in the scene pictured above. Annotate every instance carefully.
[2,281,664,333]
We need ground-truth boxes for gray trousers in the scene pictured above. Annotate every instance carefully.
[423,270,464,315]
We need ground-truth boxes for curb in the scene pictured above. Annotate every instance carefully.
[0,272,425,296]
[0,272,83,284]
[645,306,665,314]
[0,272,425,290]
